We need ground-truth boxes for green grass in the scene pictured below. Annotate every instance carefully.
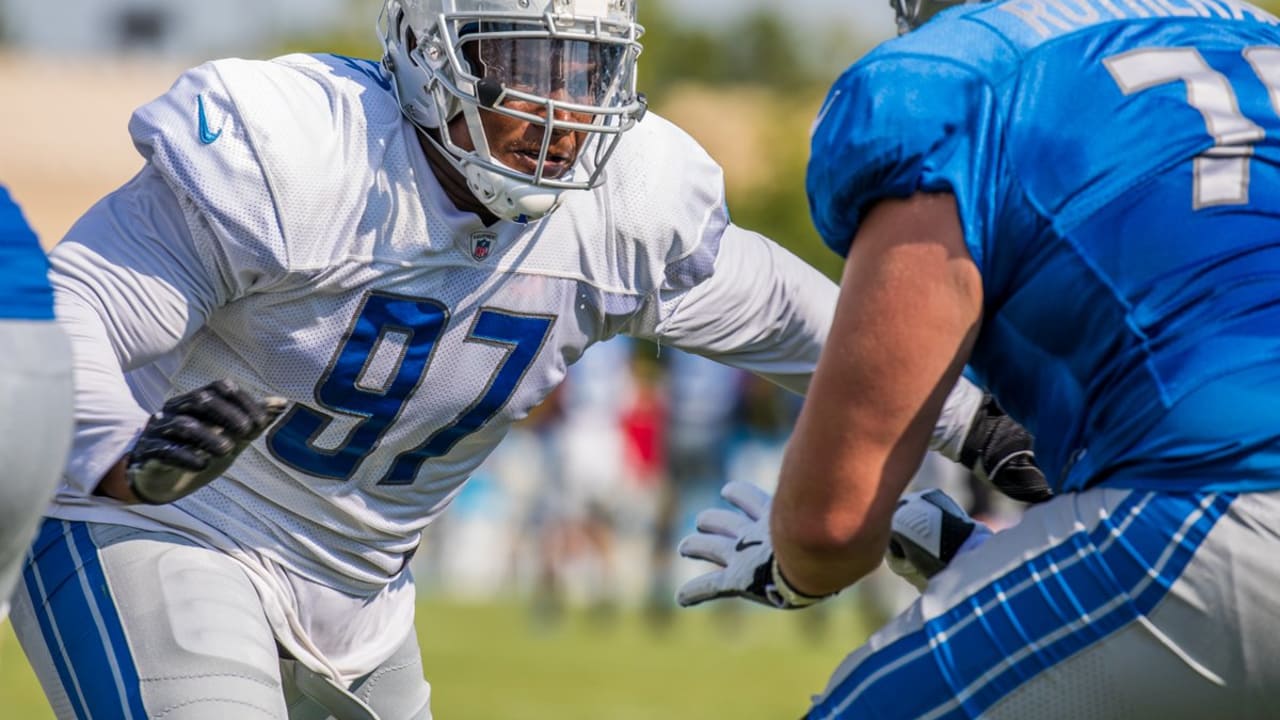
[1,619,50,720]
[1,598,872,719]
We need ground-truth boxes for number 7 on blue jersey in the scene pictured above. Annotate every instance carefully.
[1106,46,1280,209]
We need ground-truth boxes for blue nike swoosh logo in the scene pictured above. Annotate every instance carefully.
[197,94,223,145]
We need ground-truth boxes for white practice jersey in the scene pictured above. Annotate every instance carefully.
[49,53,836,584]
[45,53,980,678]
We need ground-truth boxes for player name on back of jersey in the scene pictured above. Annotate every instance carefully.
[997,0,1278,39]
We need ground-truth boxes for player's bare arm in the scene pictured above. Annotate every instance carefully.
[770,191,982,597]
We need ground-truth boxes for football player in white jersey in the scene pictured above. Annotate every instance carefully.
[10,1,1045,718]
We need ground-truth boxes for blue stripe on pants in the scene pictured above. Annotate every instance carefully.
[809,491,1234,720]
[23,519,149,720]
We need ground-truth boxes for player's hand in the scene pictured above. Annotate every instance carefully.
[960,394,1053,504]
[676,481,831,610]
[127,379,288,505]
[886,489,992,591]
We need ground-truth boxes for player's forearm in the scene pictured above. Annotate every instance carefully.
[49,172,219,498]
[770,410,910,596]
[767,268,931,595]
[771,192,984,596]
[51,287,152,496]
[771,505,887,596]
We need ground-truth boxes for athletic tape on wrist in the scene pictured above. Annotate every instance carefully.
[770,556,829,608]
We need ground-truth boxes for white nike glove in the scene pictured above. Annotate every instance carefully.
[676,481,831,610]
[885,489,993,591]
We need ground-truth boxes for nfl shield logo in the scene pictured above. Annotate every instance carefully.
[469,231,496,261]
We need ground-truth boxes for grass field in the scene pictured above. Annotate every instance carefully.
[1,597,874,719]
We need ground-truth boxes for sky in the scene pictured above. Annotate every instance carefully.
[670,0,897,42]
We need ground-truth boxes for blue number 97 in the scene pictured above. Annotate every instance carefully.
[267,292,554,485]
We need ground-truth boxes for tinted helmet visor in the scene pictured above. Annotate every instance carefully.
[462,23,630,109]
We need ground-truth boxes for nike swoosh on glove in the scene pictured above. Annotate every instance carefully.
[676,480,831,610]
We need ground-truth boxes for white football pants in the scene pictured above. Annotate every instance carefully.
[807,487,1280,719]
[12,521,433,720]
[0,320,72,620]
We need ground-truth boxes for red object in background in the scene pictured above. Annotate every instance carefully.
[621,385,665,488]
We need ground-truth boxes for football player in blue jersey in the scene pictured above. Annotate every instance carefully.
[677,0,1280,717]
[0,186,73,621]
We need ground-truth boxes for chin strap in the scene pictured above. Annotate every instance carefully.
[463,162,566,222]
[406,105,568,223]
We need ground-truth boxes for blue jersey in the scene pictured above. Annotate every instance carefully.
[808,1,1280,493]
[0,186,54,321]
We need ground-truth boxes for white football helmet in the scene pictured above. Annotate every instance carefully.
[379,0,646,222]
[890,0,986,34]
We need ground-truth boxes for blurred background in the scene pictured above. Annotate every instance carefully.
[0,1,1018,718]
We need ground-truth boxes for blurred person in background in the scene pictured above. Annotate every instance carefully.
[617,343,669,621]
[0,185,73,621]
[8,1,1040,718]
[618,346,667,513]
[532,336,634,624]
[647,347,744,625]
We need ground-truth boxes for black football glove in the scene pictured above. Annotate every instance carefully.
[959,394,1053,504]
[127,379,288,505]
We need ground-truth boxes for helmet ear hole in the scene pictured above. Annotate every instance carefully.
[395,9,413,51]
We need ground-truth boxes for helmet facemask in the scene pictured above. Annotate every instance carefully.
[380,0,646,223]
[889,0,983,34]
